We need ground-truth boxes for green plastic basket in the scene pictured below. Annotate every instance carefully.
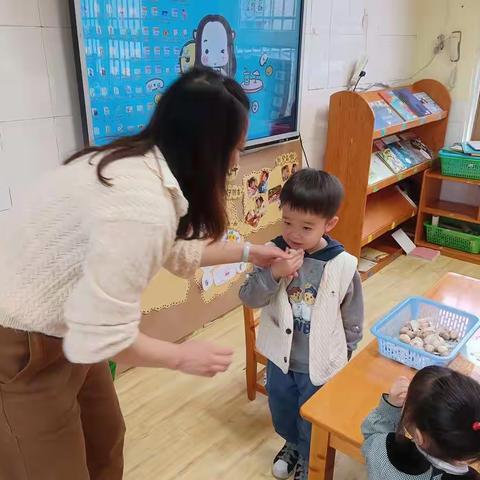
[425,221,480,254]
[439,149,480,180]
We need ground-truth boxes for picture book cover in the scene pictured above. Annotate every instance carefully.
[399,133,433,162]
[369,154,394,185]
[395,88,431,117]
[382,134,402,146]
[414,92,443,114]
[369,99,403,130]
[379,90,417,121]
[388,142,419,168]
[376,149,405,174]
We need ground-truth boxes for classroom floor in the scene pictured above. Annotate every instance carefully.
[117,255,480,480]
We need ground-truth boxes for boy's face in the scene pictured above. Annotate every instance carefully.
[281,204,338,253]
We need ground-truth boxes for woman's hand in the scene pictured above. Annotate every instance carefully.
[113,332,233,377]
[175,340,234,377]
[271,249,304,280]
[248,243,290,268]
[388,376,411,407]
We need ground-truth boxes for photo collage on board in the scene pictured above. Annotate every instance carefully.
[243,155,298,230]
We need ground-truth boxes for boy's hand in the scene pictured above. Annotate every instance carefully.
[271,249,304,281]
[388,376,411,407]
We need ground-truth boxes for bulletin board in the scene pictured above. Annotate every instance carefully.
[138,139,301,344]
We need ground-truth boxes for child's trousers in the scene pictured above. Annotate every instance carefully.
[266,361,321,460]
[0,326,125,480]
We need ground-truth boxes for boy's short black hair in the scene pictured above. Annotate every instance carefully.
[280,168,344,218]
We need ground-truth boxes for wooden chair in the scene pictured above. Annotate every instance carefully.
[243,305,268,400]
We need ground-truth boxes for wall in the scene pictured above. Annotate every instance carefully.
[1,1,477,198]
[413,0,480,204]
[0,0,83,211]
[300,0,418,168]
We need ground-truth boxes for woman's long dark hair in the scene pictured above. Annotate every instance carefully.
[65,67,249,241]
[398,366,480,462]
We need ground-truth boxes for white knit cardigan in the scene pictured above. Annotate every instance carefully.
[0,147,204,364]
[256,251,357,386]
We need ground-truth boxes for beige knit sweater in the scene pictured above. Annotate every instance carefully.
[0,147,204,363]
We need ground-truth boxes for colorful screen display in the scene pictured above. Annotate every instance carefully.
[72,0,304,146]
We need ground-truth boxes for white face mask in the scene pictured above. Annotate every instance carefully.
[416,445,469,476]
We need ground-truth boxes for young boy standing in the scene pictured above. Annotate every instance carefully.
[240,169,364,480]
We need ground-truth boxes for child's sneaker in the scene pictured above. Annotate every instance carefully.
[272,442,299,479]
[293,456,308,480]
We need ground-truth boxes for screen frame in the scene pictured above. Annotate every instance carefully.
[69,0,305,149]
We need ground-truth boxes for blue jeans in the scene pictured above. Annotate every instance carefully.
[266,361,321,460]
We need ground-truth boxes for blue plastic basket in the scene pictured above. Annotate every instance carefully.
[371,296,480,369]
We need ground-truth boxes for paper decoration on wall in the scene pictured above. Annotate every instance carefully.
[194,149,300,304]
[226,184,243,200]
[197,228,248,302]
[240,151,298,232]
[141,269,190,313]
[243,168,270,229]
[227,165,240,181]
[275,151,298,167]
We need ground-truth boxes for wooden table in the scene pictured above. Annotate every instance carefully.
[300,273,480,480]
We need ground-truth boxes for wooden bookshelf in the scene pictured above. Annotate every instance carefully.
[372,111,448,139]
[359,235,403,281]
[324,79,451,278]
[361,186,417,245]
[367,161,432,194]
[423,200,480,224]
[415,168,480,264]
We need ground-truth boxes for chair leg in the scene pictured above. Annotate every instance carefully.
[246,350,258,401]
[243,306,258,401]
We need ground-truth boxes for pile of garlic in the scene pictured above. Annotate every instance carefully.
[398,318,459,356]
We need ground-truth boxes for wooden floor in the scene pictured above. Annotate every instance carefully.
[116,255,480,480]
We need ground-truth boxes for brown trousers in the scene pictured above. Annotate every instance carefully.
[0,326,125,480]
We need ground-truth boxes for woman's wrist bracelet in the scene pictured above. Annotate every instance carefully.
[241,242,252,263]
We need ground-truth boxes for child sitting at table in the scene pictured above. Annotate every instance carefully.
[362,366,480,480]
[240,169,364,480]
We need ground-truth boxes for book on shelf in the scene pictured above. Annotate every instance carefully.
[376,148,405,174]
[383,135,419,168]
[413,92,443,114]
[440,145,480,159]
[358,257,377,273]
[447,142,480,156]
[395,88,431,117]
[468,141,480,151]
[369,99,403,130]
[369,154,394,185]
[461,142,480,157]
[360,247,389,263]
[379,90,417,121]
[399,132,433,162]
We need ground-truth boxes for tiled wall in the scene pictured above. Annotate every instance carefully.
[0,0,478,205]
[300,0,419,167]
[0,0,83,208]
